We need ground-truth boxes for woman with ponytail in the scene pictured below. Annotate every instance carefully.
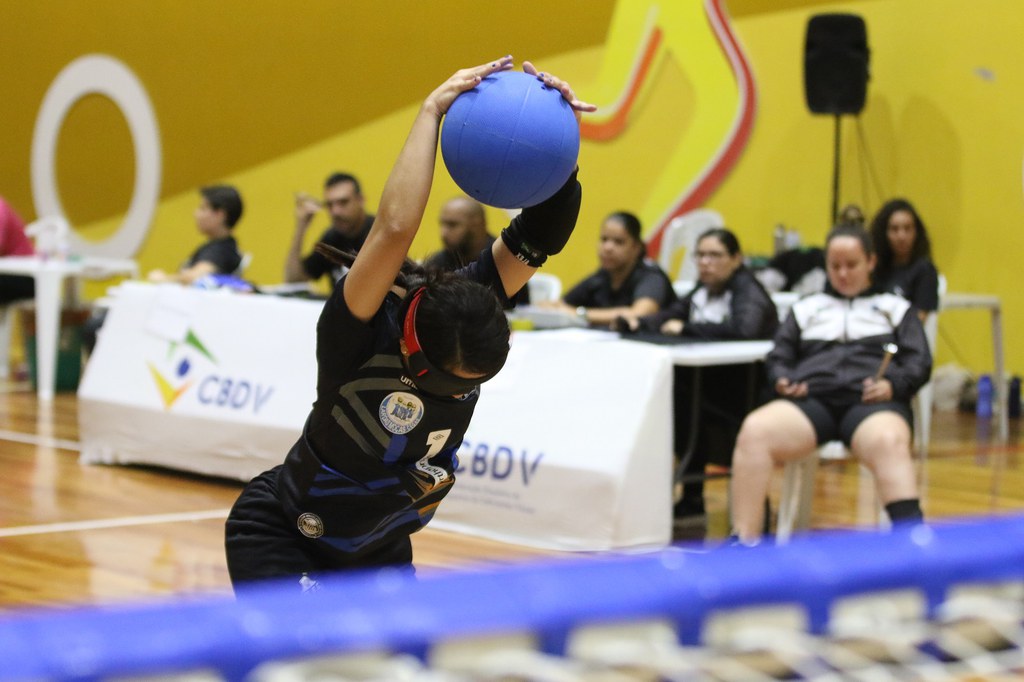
[225,56,594,591]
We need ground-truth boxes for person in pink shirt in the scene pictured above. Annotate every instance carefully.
[0,197,35,304]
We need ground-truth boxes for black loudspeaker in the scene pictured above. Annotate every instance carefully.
[804,13,869,115]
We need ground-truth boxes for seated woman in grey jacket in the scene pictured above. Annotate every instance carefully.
[620,227,779,531]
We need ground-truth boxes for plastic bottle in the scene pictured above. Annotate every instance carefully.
[773,224,786,254]
[1009,375,1021,418]
[785,227,802,250]
[976,374,993,419]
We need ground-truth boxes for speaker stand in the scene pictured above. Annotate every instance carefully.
[831,113,841,225]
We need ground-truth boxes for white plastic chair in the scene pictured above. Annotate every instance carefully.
[657,209,724,286]
[770,291,800,322]
[672,280,696,298]
[913,273,945,494]
[526,272,562,303]
[775,275,945,543]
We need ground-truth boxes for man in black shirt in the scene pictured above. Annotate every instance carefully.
[423,196,529,304]
[285,172,374,284]
[423,196,492,272]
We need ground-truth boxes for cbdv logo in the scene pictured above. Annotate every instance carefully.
[147,328,273,414]
[455,440,543,486]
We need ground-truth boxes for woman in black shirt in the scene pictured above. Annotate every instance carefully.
[869,198,940,320]
[225,57,594,591]
[550,211,676,327]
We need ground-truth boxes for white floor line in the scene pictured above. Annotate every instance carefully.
[0,428,80,452]
[0,509,231,537]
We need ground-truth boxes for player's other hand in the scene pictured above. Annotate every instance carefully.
[522,61,597,122]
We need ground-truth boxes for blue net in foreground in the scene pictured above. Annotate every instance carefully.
[2,514,1023,681]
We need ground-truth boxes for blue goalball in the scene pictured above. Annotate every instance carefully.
[441,71,580,209]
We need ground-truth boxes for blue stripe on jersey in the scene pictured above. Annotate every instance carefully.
[308,485,378,498]
[382,434,406,464]
[311,465,400,494]
[319,508,422,552]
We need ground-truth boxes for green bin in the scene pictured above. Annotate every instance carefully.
[21,306,91,391]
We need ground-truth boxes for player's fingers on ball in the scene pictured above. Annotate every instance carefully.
[453,57,511,89]
[481,55,513,75]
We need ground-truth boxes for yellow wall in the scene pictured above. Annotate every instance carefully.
[721,0,1023,375]
[0,0,1019,376]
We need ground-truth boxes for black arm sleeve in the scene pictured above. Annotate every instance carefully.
[500,169,582,266]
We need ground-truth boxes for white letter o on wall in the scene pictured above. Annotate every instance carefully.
[31,54,161,258]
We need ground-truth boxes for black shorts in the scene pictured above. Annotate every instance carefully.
[785,397,913,447]
[225,465,413,591]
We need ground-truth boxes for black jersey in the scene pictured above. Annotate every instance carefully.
[270,171,581,562]
[276,248,509,559]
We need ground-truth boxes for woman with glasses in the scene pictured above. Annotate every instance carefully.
[543,211,676,327]
[623,227,777,340]
[618,227,778,534]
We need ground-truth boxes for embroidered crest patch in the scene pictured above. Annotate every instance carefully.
[379,391,424,435]
[297,512,324,539]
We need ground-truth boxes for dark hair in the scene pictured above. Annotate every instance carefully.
[314,243,509,376]
[837,203,865,227]
[696,227,741,256]
[413,275,510,375]
[869,198,932,272]
[324,172,362,196]
[200,185,243,228]
[605,211,643,244]
[825,223,874,255]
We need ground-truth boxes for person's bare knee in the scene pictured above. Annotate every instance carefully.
[737,401,816,464]
[852,413,917,501]
[733,413,770,457]
[852,413,911,467]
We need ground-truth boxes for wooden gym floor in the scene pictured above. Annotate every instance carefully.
[0,382,1021,612]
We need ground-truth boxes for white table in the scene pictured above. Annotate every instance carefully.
[444,333,771,548]
[433,329,675,550]
[505,304,586,330]
[658,339,773,489]
[666,339,774,368]
[78,282,321,481]
[78,289,777,551]
[0,255,137,400]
